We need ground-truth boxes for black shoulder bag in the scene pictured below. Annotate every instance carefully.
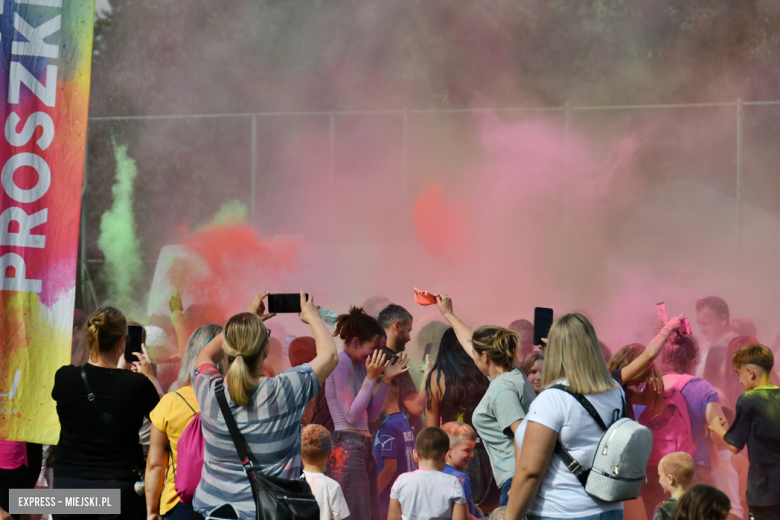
[80,366,145,493]
[214,381,320,520]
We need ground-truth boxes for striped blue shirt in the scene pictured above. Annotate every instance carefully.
[192,362,319,519]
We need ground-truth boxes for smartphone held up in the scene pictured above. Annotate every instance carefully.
[533,307,554,346]
[125,324,144,364]
[268,293,310,314]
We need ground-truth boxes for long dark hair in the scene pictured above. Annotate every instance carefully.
[425,328,489,408]
[671,483,730,520]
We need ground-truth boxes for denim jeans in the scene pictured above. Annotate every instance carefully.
[326,430,380,520]
[165,503,195,520]
[525,509,623,520]
[499,477,513,507]
[527,510,623,520]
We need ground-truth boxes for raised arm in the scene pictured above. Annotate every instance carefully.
[333,350,389,425]
[195,291,277,369]
[169,292,188,357]
[621,315,683,384]
[436,294,477,362]
[299,292,339,385]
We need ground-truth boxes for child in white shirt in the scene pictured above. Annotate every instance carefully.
[389,426,468,520]
[302,424,350,520]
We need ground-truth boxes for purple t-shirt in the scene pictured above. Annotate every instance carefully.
[673,374,720,467]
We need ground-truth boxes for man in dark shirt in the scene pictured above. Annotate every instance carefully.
[374,304,427,437]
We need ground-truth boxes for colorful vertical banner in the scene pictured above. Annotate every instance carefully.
[0,0,95,443]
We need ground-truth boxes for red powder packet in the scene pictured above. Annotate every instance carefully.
[680,315,692,335]
[412,287,437,306]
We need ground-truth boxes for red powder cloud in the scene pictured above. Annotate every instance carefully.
[412,184,468,258]
[169,223,305,325]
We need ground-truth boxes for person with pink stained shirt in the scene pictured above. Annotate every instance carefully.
[324,307,409,520]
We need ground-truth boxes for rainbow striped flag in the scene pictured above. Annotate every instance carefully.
[0,0,95,443]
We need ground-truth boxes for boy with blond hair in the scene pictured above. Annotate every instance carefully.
[389,426,468,520]
[442,421,484,519]
[301,424,350,520]
[653,452,695,520]
[710,343,780,520]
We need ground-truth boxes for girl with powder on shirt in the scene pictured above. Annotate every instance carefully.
[325,307,410,520]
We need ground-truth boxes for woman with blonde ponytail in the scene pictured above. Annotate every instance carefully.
[191,292,339,520]
[436,294,536,507]
[52,306,160,520]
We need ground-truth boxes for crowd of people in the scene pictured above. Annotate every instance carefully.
[1,292,779,520]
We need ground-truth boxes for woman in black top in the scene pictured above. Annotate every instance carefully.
[425,328,493,506]
[52,307,160,520]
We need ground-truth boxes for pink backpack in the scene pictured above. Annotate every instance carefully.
[172,392,203,504]
[638,373,697,466]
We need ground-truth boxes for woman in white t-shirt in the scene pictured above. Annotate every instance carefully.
[502,313,626,520]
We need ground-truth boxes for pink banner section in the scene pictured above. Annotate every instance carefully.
[1,0,95,443]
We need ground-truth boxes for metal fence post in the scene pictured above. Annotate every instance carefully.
[564,101,571,305]
[80,128,89,311]
[402,108,409,231]
[736,99,743,245]
[329,113,335,241]
[250,115,257,226]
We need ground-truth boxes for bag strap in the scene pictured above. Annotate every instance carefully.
[214,382,260,484]
[548,384,625,487]
[175,391,198,414]
[550,384,610,430]
[79,365,142,476]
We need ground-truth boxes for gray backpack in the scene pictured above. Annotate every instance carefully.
[550,385,653,503]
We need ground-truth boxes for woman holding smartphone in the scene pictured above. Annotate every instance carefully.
[52,307,160,520]
[436,294,537,507]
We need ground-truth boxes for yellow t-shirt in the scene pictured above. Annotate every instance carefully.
[149,385,200,515]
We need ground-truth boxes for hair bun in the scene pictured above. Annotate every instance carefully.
[88,312,110,331]
[348,307,367,318]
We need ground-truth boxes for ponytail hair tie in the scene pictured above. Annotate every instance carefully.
[235,353,244,360]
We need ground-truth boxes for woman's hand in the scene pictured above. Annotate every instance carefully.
[436,293,453,316]
[663,315,683,333]
[248,292,276,321]
[132,344,156,378]
[299,292,321,325]
[383,352,410,384]
[169,291,183,313]
[366,350,389,382]
[423,353,434,376]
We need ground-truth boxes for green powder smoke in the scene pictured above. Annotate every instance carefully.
[205,199,248,228]
[97,140,143,304]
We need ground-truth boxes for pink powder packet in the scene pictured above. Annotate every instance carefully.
[680,315,692,335]
[413,287,437,306]
[656,302,668,323]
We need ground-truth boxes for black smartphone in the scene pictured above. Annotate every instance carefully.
[125,324,144,363]
[268,293,308,314]
[533,307,554,346]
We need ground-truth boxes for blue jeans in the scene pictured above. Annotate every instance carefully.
[527,510,623,520]
[326,430,380,520]
[165,503,195,520]
[499,477,513,507]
